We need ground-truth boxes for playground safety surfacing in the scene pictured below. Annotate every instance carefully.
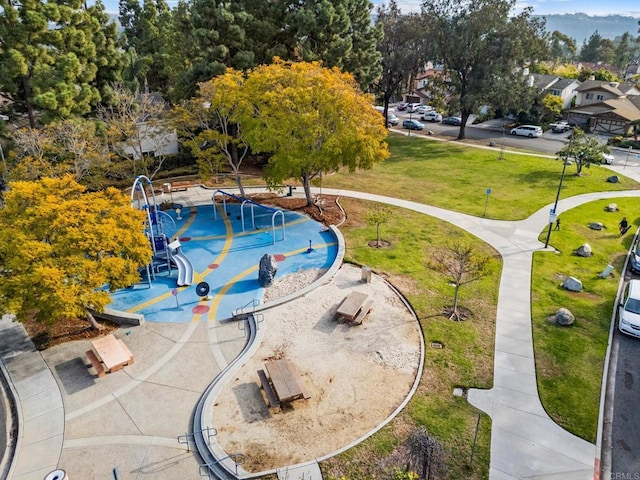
[108,203,339,322]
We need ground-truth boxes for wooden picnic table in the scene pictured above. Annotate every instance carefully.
[90,334,134,373]
[335,291,373,324]
[264,359,309,404]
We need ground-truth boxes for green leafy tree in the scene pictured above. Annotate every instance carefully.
[240,60,389,205]
[557,128,611,175]
[119,0,173,95]
[340,0,383,89]
[0,175,151,328]
[422,0,547,139]
[614,32,637,69]
[548,30,577,62]
[0,0,115,127]
[579,31,603,62]
[373,1,428,123]
[365,205,391,248]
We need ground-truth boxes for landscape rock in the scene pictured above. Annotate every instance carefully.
[555,307,575,326]
[605,203,618,212]
[576,243,592,257]
[258,254,278,287]
[588,222,605,230]
[606,176,619,183]
[562,276,583,292]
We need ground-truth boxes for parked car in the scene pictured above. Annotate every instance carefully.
[415,105,433,114]
[374,106,399,126]
[549,121,571,133]
[441,116,462,126]
[396,102,408,111]
[407,103,423,113]
[630,243,640,274]
[619,279,640,338]
[601,152,615,165]
[510,125,543,137]
[421,111,442,122]
[402,119,424,130]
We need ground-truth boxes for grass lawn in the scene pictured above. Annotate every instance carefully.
[227,133,638,478]
[322,134,637,220]
[320,198,500,479]
[532,197,639,442]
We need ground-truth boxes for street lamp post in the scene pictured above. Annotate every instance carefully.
[544,135,574,248]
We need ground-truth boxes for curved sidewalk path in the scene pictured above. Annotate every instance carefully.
[2,181,638,479]
[318,186,640,480]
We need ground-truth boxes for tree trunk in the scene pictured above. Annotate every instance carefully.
[450,284,461,320]
[230,142,245,196]
[86,310,105,330]
[376,223,381,247]
[21,76,38,129]
[301,173,313,206]
[457,111,470,140]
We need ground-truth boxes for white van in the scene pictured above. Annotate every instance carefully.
[407,103,423,113]
[510,125,543,138]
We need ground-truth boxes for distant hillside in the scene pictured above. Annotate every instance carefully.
[536,13,638,44]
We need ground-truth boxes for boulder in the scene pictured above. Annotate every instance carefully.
[605,203,618,212]
[562,276,583,292]
[588,222,605,230]
[606,175,619,183]
[555,308,575,326]
[576,243,592,257]
[258,254,278,287]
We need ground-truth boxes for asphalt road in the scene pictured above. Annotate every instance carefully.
[610,330,640,477]
[393,109,571,155]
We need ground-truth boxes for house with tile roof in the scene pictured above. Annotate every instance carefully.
[565,79,640,135]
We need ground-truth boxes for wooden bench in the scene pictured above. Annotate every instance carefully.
[257,369,280,409]
[170,181,191,192]
[86,350,106,377]
[117,339,135,365]
[352,298,374,325]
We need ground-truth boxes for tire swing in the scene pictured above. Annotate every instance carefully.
[196,281,211,301]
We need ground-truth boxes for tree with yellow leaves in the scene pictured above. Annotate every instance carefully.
[0,176,152,329]
[239,60,389,205]
[172,69,251,195]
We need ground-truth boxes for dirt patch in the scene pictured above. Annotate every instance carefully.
[245,193,344,227]
[22,316,119,350]
[212,264,422,473]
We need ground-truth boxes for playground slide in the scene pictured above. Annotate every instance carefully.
[167,240,195,286]
[172,251,195,286]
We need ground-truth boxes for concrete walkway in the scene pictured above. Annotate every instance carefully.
[2,170,640,478]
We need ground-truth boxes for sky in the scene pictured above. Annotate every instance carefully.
[99,0,640,18]
[370,0,640,17]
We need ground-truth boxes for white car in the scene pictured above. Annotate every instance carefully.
[510,125,543,137]
[619,280,640,338]
[415,105,433,114]
[602,153,614,164]
[421,111,442,122]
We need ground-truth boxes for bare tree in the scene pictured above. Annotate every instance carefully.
[97,85,173,179]
[429,241,491,321]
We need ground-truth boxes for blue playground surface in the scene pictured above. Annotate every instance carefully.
[108,202,338,323]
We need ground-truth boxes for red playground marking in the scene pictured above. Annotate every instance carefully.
[192,305,210,315]
[274,254,286,262]
[179,237,191,242]
[208,263,219,269]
